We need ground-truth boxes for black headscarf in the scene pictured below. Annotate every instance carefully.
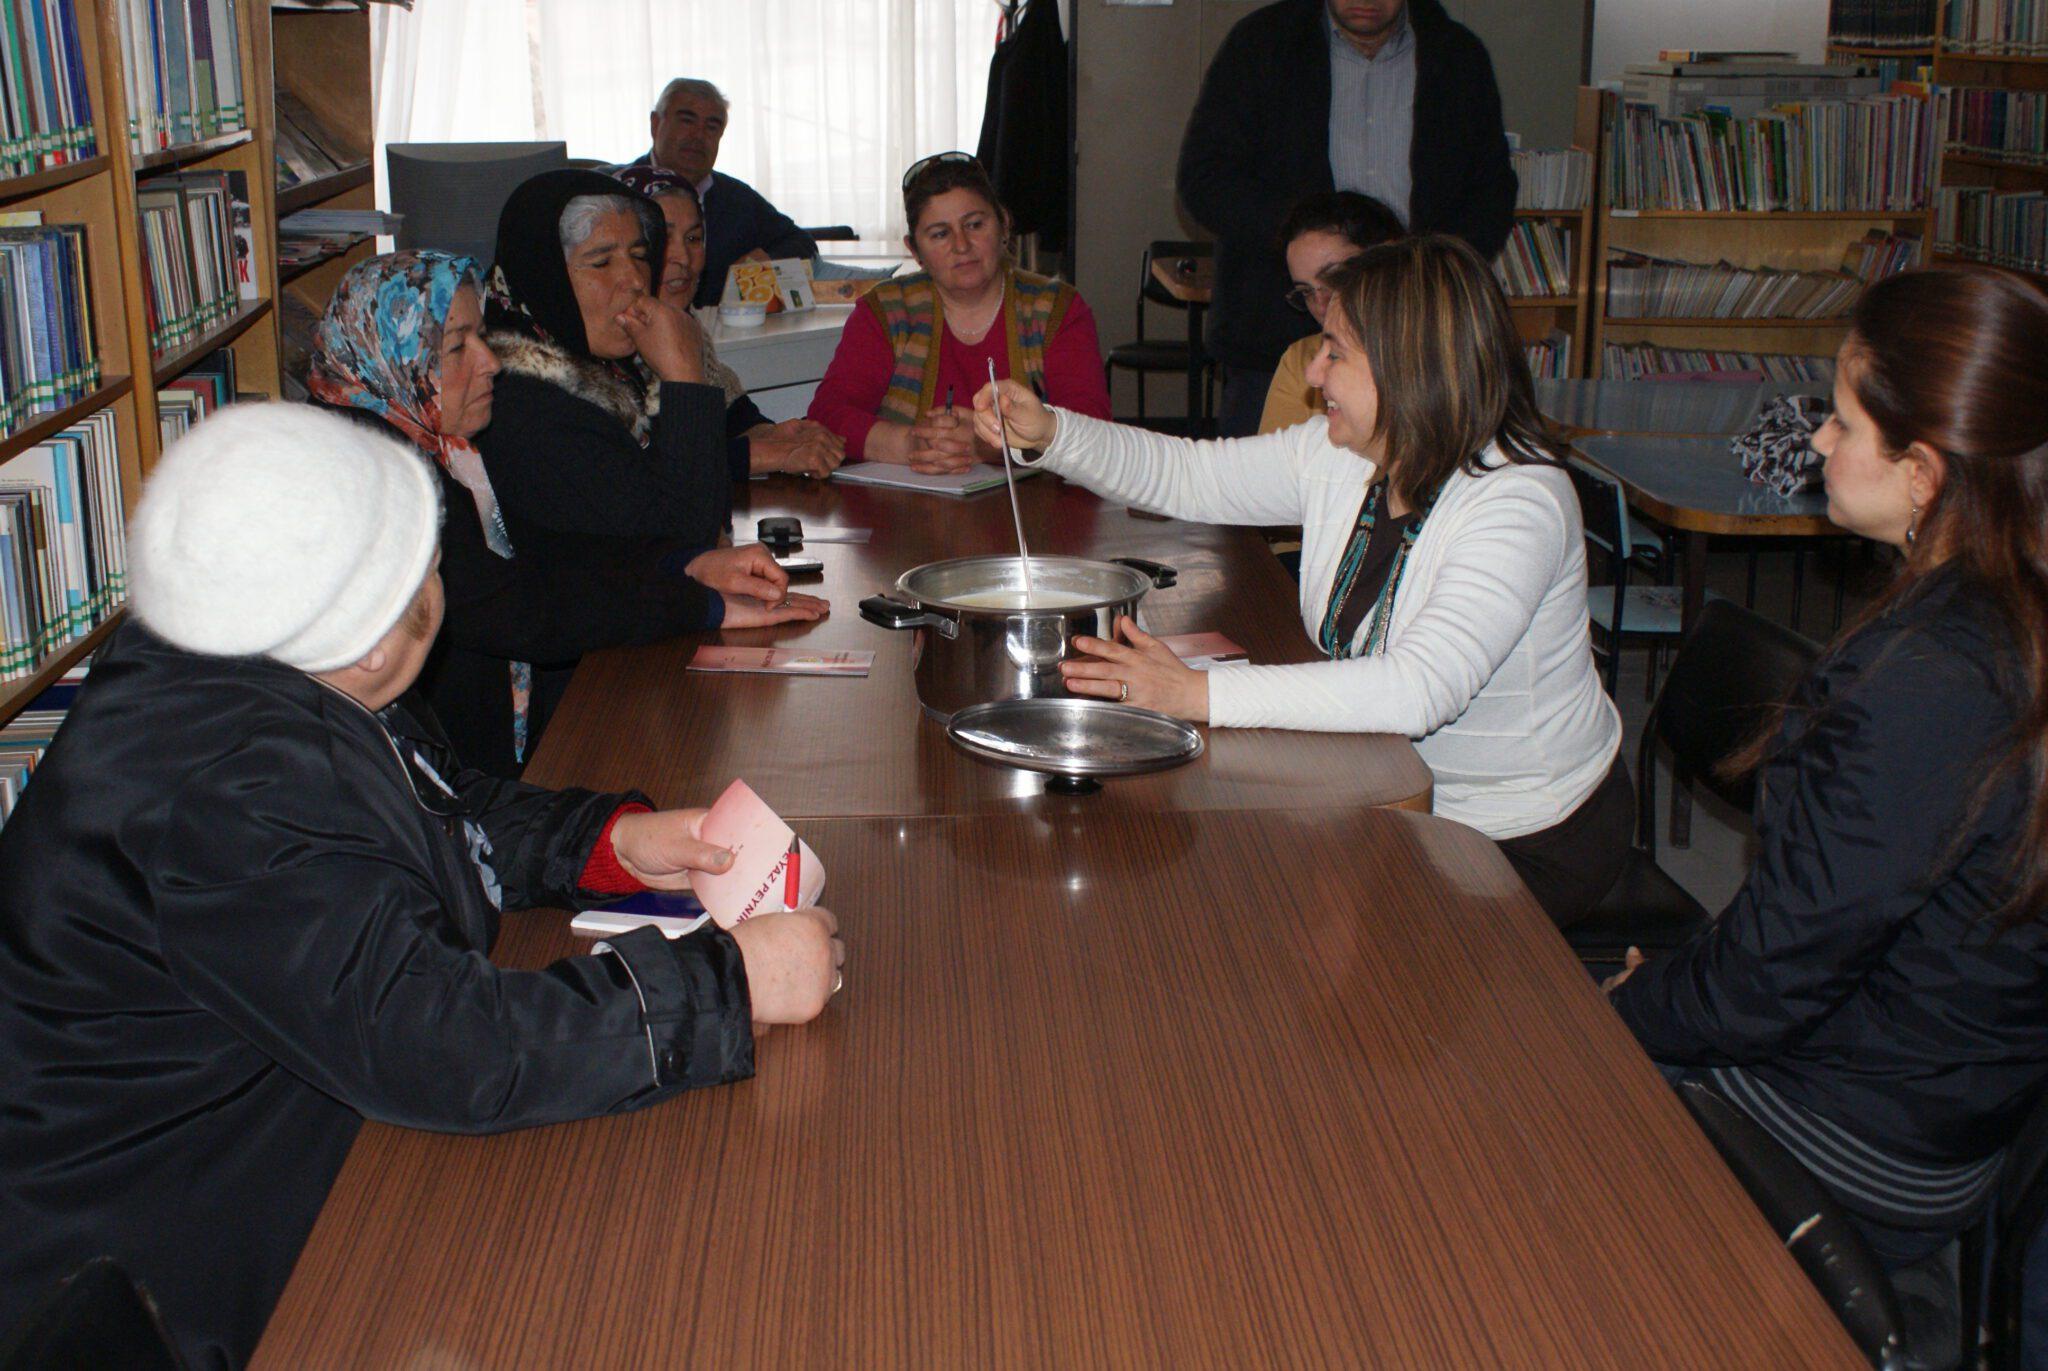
[483,169,667,359]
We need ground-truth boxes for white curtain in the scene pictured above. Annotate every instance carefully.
[371,0,1004,241]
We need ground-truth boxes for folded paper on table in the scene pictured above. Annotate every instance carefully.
[570,890,710,940]
[831,461,1043,497]
[1160,631,1248,671]
[689,647,873,677]
[691,778,825,926]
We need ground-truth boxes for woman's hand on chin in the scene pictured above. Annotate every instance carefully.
[1060,616,1210,721]
[618,296,705,383]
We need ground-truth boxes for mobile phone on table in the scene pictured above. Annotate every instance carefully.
[774,555,824,576]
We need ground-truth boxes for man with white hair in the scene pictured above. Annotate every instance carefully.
[0,403,844,1366]
[628,76,818,306]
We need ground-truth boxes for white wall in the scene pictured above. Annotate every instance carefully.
[1588,0,1829,85]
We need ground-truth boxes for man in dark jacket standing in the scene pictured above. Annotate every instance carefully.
[628,78,819,308]
[1178,0,1517,435]
[0,403,843,1367]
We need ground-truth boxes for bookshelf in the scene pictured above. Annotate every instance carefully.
[1504,88,1602,378]
[266,1,375,317]
[0,0,284,728]
[1927,6,2048,280]
[1582,87,1935,378]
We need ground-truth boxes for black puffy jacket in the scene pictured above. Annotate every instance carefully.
[0,623,754,1367]
[1614,567,2048,1167]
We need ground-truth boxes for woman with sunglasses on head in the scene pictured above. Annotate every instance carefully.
[609,164,844,481]
[1606,266,2048,1272]
[1260,191,1404,434]
[807,152,1111,474]
[974,234,1628,927]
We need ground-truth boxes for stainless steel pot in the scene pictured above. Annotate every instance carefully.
[859,555,1177,720]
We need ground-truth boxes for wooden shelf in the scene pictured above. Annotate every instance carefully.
[1931,250,2048,278]
[1942,150,2048,174]
[0,377,134,467]
[132,128,254,173]
[1938,48,2048,66]
[279,234,372,284]
[0,613,123,730]
[1603,315,1851,329]
[276,161,371,216]
[152,299,275,384]
[1827,43,1934,57]
[0,155,112,205]
[1604,208,1931,220]
[1514,206,1589,219]
[1508,296,1578,308]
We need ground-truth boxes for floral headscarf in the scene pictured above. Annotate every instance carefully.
[307,249,534,762]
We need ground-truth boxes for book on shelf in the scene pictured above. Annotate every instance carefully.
[0,659,89,828]
[276,228,367,268]
[1604,230,1920,321]
[271,89,363,192]
[1511,148,1591,211]
[137,168,256,356]
[1495,221,1576,297]
[1826,0,1939,48]
[1523,329,1571,381]
[114,0,247,155]
[1942,0,2048,56]
[1601,341,1835,383]
[1605,92,1934,212]
[1935,86,2048,166]
[1621,65,1883,120]
[1935,186,2048,272]
[0,0,98,178]
[0,215,100,433]
[156,346,233,443]
[0,405,123,677]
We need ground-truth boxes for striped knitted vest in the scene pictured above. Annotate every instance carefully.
[864,268,1076,425]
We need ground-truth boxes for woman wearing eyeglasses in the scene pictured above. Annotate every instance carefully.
[807,153,1111,474]
[1260,192,1404,434]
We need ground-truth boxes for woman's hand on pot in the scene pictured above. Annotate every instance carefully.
[1060,616,1209,721]
[688,544,788,601]
[720,590,831,629]
[973,379,1055,450]
[619,296,705,383]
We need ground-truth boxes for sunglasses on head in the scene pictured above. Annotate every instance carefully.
[902,150,980,190]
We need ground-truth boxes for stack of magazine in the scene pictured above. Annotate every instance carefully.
[273,91,364,192]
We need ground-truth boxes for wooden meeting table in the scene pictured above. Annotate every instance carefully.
[253,475,1862,1368]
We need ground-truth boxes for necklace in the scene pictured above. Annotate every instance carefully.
[943,286,1005,344]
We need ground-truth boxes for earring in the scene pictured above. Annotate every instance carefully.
[1906,501,1920,548]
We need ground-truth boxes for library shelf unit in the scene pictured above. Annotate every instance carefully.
[1503,88,1602,377]
[1928,25,2048,282]
[0,0,295,727]
[267,1,377,320]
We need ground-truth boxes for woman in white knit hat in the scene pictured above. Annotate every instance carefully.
[0,402,844,1369]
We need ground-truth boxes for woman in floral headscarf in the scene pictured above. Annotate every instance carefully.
[308,249,825,776]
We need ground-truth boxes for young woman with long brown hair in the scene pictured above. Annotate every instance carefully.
[973,234,1628,926]
[1607,265,2048,1269]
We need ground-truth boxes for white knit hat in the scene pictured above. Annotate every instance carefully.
[129,402,442,672]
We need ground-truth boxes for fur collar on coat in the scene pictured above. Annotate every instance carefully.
[484,330,661,444]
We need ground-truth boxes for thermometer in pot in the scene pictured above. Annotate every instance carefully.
[987,358,1035,603]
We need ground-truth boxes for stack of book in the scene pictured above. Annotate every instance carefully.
[0,1,98,177]
[1523,330,1572,381]
[1601,342,1836,383]
[1605,93,1934,212]
[1606,230,1919,321]
[114,0,247,155]
[273,91,363,192]
[1495,221,1576,298]
[1935,186,2048,272]
[1936,86,2047,166]
[1511,149,1592,211]
[0,660,86,829]
[1827,0,1941,47]
[0,216,100,432]
[0,407,124,679]
[1943,0,2047,55]
[136,169,255,356]
[156,347,234,444]
[1621,55,1883,120]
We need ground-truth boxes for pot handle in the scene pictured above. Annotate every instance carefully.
[1113,557,1178,589]
[859,595,940,631]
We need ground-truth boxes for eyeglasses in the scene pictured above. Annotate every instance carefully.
[1285,282,1333,314]
[903,150,980,190]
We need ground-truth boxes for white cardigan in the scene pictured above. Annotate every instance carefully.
[1032,410,1621,839]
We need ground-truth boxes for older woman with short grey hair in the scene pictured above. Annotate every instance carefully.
[473,170,757,554]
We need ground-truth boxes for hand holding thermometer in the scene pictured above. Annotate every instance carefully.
[988,358,1035,603]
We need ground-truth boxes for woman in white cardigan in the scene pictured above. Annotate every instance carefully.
[973,235,1628,925]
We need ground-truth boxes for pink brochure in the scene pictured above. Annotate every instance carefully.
[1159,631,1248,671]
[690,779,825,927]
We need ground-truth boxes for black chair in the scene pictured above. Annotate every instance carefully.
[800,225,858,242]
[1567,599,1821,965]
[0,1258,185,1370]
[1676,1083,1929,1369]
[1103,240,1212,430]
[1567,457,1686,698]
